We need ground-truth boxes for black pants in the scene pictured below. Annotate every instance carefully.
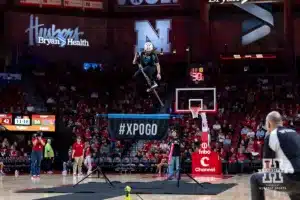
[250,172,300,200]
[44,157,53,172]
[133,65,157,85]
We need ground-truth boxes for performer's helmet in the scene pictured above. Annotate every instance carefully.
[144,42,154,52]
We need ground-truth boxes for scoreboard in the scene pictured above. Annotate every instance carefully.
[189,65,204,84]
[0,114,55,132]
[19,0,103,10]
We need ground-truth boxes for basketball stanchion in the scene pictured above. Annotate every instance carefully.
[173,108,207,189]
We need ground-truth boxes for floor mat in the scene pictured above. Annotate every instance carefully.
[17,180,237,200]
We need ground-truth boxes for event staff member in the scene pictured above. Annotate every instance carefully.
[250,111,300,200]
[72,136,85,176]
[31,132,45,180]
[167,130,181,180]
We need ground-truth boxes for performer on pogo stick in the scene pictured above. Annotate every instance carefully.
[133,42,161,92]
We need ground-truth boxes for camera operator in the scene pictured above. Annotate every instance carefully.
[167,130,181,180]
[31,132,45,180]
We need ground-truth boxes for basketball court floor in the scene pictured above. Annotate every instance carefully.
[0,174,291,200]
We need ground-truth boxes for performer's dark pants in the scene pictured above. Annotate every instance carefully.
[133,65,157,85]
[250,172,300,200]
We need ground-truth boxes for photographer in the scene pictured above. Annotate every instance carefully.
[31,132,45,180]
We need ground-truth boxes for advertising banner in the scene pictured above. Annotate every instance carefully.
[115,0,181,11]
[19,0,104,9]
[111,17,190,60]
[4,12,107,63]
[108,114,169,140]
[210,5,283,53]
[192,142,222,175]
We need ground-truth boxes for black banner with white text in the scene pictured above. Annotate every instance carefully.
[108,114,169,140]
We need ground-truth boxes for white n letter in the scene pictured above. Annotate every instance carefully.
[135,19,171,53]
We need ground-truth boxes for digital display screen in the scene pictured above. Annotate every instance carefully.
[19,0,103,9]
[83,63,103,71]
[14,116,31,126]
[0,114,55,132]
[190,67,204,83]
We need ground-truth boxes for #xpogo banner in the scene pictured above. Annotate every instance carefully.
[108,114,169,140]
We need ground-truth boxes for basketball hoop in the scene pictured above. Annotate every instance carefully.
[190,106,201,119]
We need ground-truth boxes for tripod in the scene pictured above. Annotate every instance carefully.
[168,156,205,188]
[73,166,114,187]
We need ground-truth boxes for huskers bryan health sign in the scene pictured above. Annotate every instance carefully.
[108,114,169,140]
[25,14,90,47]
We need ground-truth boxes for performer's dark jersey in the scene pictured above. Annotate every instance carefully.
[139,52,159,68]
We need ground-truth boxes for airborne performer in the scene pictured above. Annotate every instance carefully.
[133,42,161,92]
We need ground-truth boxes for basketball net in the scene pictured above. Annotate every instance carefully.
[190,107,201,119]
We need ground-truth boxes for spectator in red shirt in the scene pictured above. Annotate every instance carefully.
[10,145,18,157]
[156,153,168,175]
[228,150,237,174]
[72,136,85,176]
[219,148,228,174]
[31,132,45,180]
[219,148,227,161]
[237,148,250,173]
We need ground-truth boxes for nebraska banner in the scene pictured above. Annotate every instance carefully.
[108,114,169,140]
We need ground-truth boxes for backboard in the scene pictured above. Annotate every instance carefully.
[175,88,217,114]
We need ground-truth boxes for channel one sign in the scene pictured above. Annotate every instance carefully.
[117,0,179,6]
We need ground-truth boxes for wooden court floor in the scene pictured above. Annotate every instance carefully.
[0,174,292,200]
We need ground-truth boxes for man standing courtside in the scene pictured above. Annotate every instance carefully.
[31,132,45,180]
[250,111,300,200]
[167,130,181,180]
[72,136,85,176]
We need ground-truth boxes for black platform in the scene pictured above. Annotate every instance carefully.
[17,180,237,200]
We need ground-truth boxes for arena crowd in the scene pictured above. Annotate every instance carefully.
[1,60,300,177]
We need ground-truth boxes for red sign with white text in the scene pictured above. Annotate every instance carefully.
[64,0,82,8]
[20,0,41,6]
[192,142,222,175]
[41,0,62,7]
[84,0,103,9]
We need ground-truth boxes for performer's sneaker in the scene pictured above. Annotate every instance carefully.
[146,82,158,92]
